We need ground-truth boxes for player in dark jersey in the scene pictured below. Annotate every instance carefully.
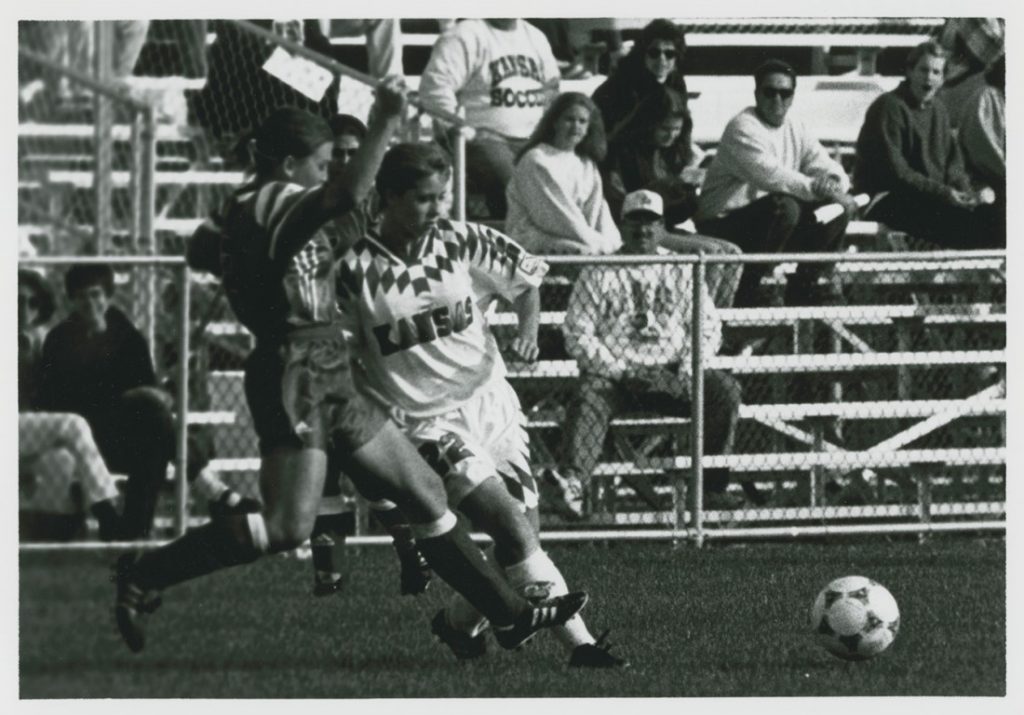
[112,77,587,654]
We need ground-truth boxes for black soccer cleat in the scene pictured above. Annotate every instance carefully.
[111,553,161,654]
[396,544,433,596]
[494,590,589,651]
[430,609,488,660]
[569,630,629,668]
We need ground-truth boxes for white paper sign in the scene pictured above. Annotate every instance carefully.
[262,46,334,102]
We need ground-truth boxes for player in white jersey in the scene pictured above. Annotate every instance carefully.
[336,142,626,668]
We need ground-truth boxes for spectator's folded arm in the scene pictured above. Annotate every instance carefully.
[563,269,627,378]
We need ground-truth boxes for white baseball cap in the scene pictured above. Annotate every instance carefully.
[621,189,664,219]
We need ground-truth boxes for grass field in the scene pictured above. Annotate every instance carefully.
[19,537,1005,698]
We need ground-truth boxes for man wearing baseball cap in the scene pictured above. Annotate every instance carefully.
[540,190,764,519]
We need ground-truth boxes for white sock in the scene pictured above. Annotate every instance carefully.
[503,549,594,651]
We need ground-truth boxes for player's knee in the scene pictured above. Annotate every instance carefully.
[468,482,538,563]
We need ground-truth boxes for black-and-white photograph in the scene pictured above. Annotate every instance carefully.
[13,1,1012,703]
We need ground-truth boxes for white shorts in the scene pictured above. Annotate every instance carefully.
[399,378,537,511]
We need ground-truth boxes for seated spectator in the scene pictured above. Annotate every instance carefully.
[328,113,383,256]
[37,264,174,539]
[418,19,561,218]
[19,269,126,541]
[504,92,621,256]
[695,59,857,308]
[18,269,55,411]
[591,20,696,145]
[544,190,762,518]
[853,42,1004,249]
[19,20,150,119]
[603,85,742,307]
[935,17,1005,130]
[958,57,1004,200]
[325,18,404,78]
[19,412,126,541]
[603,85,701,224]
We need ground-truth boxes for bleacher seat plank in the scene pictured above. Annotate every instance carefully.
[209,447,1004,478]
[594,501,1005,528]
[18,122,196,142]
[486,303,1005,328]
[44,169,243,188]
[525,398,1005,430]
[504,351,1005,379]
[584,447,1005,477]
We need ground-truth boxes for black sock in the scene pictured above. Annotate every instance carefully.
[90,498,123,538]
[311,512,354,579]
[372,507,418,553]
[130,514,262,591]
[416,525,524,628]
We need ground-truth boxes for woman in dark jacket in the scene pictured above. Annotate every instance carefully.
[603,85,701,225]
[602,86,743,308]
[591,19,690,138]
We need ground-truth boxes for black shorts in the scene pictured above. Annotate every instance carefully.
[244,330,387,456]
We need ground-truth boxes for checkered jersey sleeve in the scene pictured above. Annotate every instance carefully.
[458,221,549,303]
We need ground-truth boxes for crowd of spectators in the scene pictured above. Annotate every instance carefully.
[18,17,1007,533]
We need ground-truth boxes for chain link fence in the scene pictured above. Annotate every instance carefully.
[515,251,1006,542]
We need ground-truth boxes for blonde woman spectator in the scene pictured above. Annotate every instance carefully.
[505,92,620,256]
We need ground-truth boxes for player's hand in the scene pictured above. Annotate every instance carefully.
[374,75,408,120]
[835,192,861,215]
[508,336,539,363]
[811,174,844,200]
[680,166,706,186]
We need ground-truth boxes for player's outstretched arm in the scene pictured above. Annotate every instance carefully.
[508,286,540,363]
[322,75,408,215]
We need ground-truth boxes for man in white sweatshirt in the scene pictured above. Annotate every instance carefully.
[544,190,762,518]
[695,59,858,308]
[418,19,560,218]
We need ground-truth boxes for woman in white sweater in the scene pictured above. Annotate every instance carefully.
[505,92,621,255]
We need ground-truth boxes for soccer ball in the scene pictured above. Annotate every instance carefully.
[810,575,900,660]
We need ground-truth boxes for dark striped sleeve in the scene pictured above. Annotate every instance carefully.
[255,182,331,263]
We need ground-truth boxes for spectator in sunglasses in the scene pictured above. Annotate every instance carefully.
[695,59,858,308]
[591,19,696,145]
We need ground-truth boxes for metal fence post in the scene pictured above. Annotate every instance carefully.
[690,256,706,548]
[452,108,467,222]
[93,21,113,255]
[140,105,158,355]
[175,264,192,537]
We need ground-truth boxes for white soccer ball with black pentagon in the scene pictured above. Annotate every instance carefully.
[810,575,900,660]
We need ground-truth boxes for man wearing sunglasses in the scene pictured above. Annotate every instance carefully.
[695,59,857,308]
